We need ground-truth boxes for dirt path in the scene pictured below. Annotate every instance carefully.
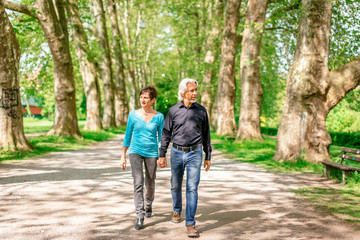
[0,135,359,240]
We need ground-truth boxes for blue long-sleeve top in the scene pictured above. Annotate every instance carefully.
[123,110,164,158]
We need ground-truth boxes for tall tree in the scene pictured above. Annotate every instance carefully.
[200,0,224,119]
[274,0,360,162]
[236,0,269,141]
[66,0,102,131]
[122,0,138,111]
[107,0,129,126]
[212,0,241,134]
[0,0,33,151]
[4,0,81,138]
[91,0,116,128]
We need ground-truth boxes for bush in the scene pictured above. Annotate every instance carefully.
[261,127,278,136]
[329,131,360,148]
[260,127,360,149]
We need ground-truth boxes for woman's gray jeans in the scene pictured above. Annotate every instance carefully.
[129,153,158,218]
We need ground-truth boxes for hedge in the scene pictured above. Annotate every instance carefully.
[260,127,360,149]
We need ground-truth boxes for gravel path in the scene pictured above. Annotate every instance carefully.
[0,135,359,240]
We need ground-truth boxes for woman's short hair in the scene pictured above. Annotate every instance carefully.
[178,78,198,101]
[140,86,158,100]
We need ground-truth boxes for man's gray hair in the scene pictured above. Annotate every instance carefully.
[178,78,198,101]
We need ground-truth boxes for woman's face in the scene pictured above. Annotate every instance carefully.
[140,92,155,108]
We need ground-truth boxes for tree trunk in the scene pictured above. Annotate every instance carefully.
[107,0,129,126]
[212,0,241,135]
[91,0,116,128]
[38,0,81,137]
[66,0,102,131]
[236,0,269,142]
[123,0,138,111]
[274,0,334,162]
[201,0,224,121]
[5,0,82,138]
[0,1,33,151]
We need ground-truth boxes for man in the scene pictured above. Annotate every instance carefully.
[157,78,212,238]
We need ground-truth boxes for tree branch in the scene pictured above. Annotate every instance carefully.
[326,58,360,112]
[4,1,36,18]
[268,0,301,19]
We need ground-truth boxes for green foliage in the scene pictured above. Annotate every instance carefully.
[326,93,360,133]
[260,126,360,149]
[330,132,360,149]
[329,0,360,69]
[260,127,278,136]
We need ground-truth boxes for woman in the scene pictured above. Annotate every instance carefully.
[121,86,164,230]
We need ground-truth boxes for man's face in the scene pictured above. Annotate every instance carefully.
[183,82,198,103]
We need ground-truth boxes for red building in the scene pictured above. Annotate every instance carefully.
[22,105,42,116]
[21,96,43,118]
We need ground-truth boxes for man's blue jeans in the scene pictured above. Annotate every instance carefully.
[170,145,202,226]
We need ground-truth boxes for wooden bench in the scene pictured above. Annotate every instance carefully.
[321,147,360,183]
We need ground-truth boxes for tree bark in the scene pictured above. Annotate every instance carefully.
[123,0,138,111]
[107,0,129,126]
[274,0,336,162]
[236,0,269,142]
[91,0,116,128]
[38,0,81,137]
[5,0,81,138]
[66,0,102,131]
[0,1,33,151]
[201,0,224,121]
[212,0,241,135]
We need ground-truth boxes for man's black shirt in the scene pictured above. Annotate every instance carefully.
[160,101,212,160]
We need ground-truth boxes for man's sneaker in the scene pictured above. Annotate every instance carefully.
[186,225,199,238]
[171,211,181,223]
[145,208,152,218]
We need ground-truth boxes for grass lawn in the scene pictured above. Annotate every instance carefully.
[23,118,86,134]
[211,133,360,228]
[0,118,126,162]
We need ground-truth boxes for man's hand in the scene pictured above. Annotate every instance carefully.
[204,160,211,172]
[157,157,167,168]
[120,155,126,170]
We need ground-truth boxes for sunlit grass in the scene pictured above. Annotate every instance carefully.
[295,187,360,227]
[1,118,126,162]
[211,133,323,174]
[23,118,86,133]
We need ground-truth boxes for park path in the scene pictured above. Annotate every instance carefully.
[0,134,359,240]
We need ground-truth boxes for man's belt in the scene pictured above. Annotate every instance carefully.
[172,143,201,152]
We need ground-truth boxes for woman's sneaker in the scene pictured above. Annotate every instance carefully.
[145,208,152,218]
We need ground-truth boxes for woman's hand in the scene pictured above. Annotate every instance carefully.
[120,155,127,170]
[157,157,167,168]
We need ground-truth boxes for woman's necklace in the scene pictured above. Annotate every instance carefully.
[143,108,151,116]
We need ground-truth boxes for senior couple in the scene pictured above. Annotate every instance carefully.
[121,78,211,238]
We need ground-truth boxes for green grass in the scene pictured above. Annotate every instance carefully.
[295,187,360,227]
[1,118,126,162]
[211,133,323,174]
[23,118,86,134]
[211,132,360,227]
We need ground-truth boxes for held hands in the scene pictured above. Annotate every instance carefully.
[157,157,167,168]
[120,155,126,170]
[204,160,211,172]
